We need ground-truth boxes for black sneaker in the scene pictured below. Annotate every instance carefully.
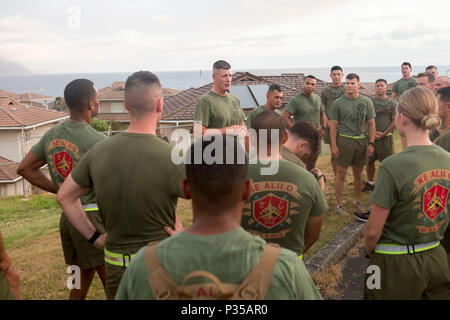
[361,182,374,192]
[354,209,370,222]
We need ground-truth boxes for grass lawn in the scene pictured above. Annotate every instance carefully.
[0,133,402,299]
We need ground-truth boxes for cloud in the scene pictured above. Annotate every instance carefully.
[151,15,173,25]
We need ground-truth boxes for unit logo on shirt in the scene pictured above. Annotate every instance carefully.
[423,183,448,221]
[412,169,450,233]
[54,151,73,178]
[253,193,288,229]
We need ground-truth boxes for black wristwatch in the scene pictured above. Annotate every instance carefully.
[88,230,102,244]
[368,141,375,147]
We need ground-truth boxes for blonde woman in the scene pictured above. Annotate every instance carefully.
[364,87,450,300]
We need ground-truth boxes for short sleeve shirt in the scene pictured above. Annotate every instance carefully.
[392,78,416,98]
[436,128,450,152]
[320,85,345,118]
[246,105,282,129]
[329,95,376,137]
[115,227,322,300]
[281,146,306,169]
[194,91,245,128]
[372,98,396,132]
[71,132,185,251]
[241,160,328,255]
[370,145,450,245]
[31,120,105,204]
[286,93,323,128]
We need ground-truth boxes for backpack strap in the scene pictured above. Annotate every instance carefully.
[232,243,281,300]
[144,242,182,300]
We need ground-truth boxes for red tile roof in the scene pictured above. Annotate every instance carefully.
[0,156,20,182]
[19,92,54,101]
[98,81,180,100]
[0,97,68,128]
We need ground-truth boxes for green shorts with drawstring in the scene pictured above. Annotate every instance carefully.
[333,135,368,167]
[60,211,105,270]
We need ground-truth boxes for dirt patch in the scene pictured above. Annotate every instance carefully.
[311,260,344,299]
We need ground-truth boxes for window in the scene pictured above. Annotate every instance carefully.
[111,102,124,113]
[229,84,269,109]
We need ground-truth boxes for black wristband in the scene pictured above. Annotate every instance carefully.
[88,230,102,244]
[368,141,375,146]
[317,174,326,183]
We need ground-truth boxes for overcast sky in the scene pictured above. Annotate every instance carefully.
[1,0,449,74]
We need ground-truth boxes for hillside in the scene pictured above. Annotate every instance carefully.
[0,58,31,75]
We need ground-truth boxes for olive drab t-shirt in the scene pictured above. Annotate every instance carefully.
[31,120,105,205]
[329,95,376,137]
[320,84,345,118]
[194,91,245,129]
[372,98,397,133]
[436,128,450,152]
[71,132,185,251]
[370,145,450,245]
[281,145,306,169]
[115,227,323,300]
[246,105,282,129]
[392,78,416,98]
[285,93,323,128]
[241,160,328,255]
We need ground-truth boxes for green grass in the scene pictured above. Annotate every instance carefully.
[0,132,402,299]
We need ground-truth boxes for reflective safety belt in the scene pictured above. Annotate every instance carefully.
[385,132,393,136]
[374,241,440,255]
[104,248,136,267]
[338,133,366,139]
[82,203,99,212]
[299,254,303,260]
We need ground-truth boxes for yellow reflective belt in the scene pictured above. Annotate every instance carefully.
[338,133,366,139]
[385,132,393,136]
[299,254,303,260]
[82,203,99,212]
[104,248,136,267]
[374,241,439,255]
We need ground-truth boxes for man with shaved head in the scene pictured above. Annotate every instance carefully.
[434,76,450,94]
[57,71,185,299]
[195,60,246,136]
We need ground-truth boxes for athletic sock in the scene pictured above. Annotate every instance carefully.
[367,181,374,185]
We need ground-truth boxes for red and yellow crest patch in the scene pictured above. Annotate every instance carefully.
[423,183,448,221]
[54,151,73,178]
[253,193,288,229]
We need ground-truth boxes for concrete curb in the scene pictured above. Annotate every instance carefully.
[305,219,366,275]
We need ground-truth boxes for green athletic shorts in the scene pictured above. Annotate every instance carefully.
[0,271,15,300]
[369,135,394,163]
[60,211,105,270]
[333,135,368,167]
[364,244,450,300]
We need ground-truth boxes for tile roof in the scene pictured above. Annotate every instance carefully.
[19,92,54,101]
[0,156,20,182]
[161,71,379,122]
[0,97,68,128]
[161,72,327,121]
[98,81,180,100]
[0,89,20,99]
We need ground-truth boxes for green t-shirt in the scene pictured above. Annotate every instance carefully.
[115,227,322,300]
[320,84,345,118]
[285,93,323,128]
[31,120,105,205]
[329,95,376,137]
[71,132,185,251]
[372,98,396,133]
[241,160,328,255]
[281,145,306,169]
[436,128,450,152]
[370,145,450,245]
[430,123,446,143]
[194,91,245,129]
[392,77,416,98]
[246,105,282,129]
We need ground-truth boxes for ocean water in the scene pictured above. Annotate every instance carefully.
[0,66,449,98]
